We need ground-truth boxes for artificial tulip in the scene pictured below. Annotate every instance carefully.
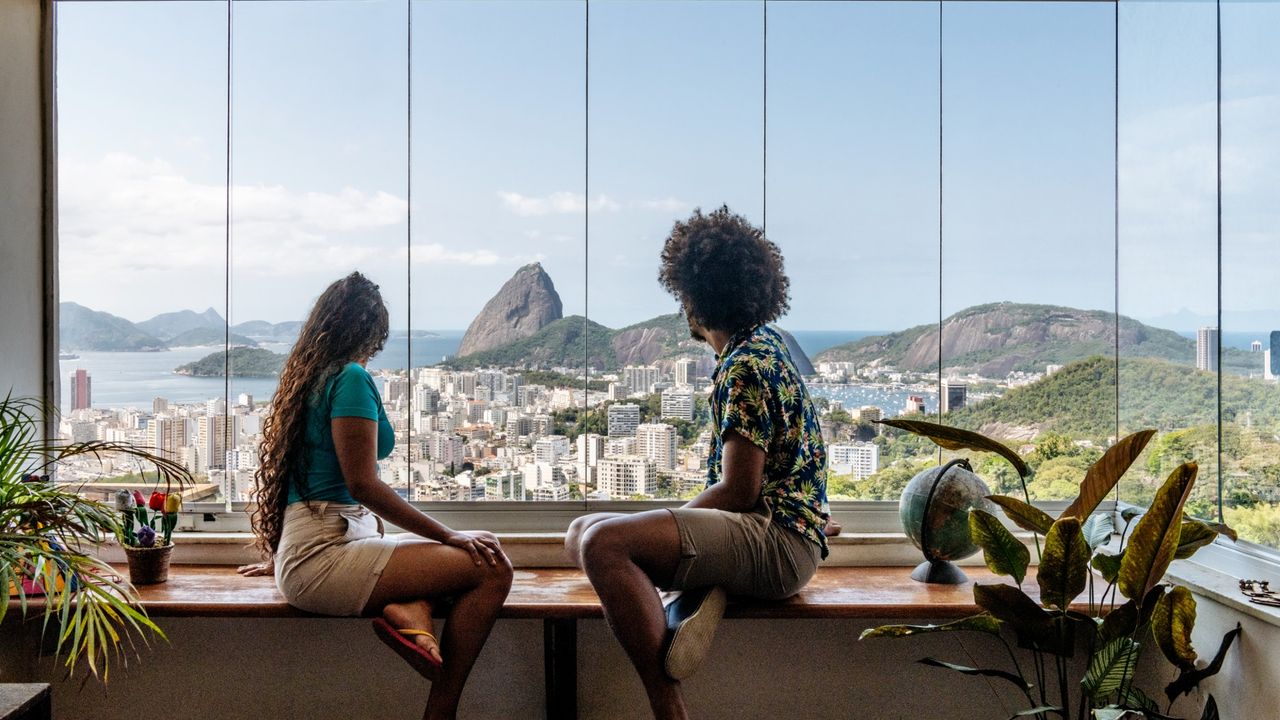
[164,494,182,514]
[132,490,146,507]
[148,492,166,511]
[114,489,134,512]
[136,526,157,548]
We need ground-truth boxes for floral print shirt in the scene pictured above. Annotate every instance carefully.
[707,324,829,558]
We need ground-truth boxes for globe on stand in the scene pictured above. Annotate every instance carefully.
[898,459,995,584]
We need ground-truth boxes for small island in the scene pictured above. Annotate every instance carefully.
[175,346,285,377]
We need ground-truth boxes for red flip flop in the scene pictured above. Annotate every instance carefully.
[372,617,443,681]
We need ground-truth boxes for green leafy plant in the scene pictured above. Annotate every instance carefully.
[0,394,191,680]
[863,419,1240,720]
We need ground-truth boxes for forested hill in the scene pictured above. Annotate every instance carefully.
[812,302,1247,376]
[947,355,1280,442]
[174,347,285,377]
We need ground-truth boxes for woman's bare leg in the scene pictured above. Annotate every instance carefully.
[365,540,514,720]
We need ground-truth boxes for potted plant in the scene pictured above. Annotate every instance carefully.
[862,419,1240,720]
[117,484,183,585]
[1,394,191,679]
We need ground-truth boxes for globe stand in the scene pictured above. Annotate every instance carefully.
[911,558,969,584]
[910,458,975,585]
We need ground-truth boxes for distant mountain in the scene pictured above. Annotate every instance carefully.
[231,319,303,342]
[167,327,258,348]
[457,263,563,356]
[947,354,1280,443]
[60,302,166,352]
[175,346,285,377]
[815,302,1194,376]
[136,307,224,341]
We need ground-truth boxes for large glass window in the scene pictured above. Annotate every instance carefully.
[56,1,229,504]
[1220,0,1280,548]
[1117,0,1220,519]
[50,0,1280,549]
[769,1,940,500]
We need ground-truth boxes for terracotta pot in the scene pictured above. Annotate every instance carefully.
[124,544,174,585]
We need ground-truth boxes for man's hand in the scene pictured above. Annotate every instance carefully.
[237,560,274,577]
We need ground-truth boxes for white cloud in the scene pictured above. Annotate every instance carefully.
[635,197,692,214]
[497,191,620,216]
[59,153,409,277]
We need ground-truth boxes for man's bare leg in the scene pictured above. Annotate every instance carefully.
[579,510,686,720]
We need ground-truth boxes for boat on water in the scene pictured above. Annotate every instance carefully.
[58,352,79,360]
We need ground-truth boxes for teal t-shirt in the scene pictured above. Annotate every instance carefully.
[289,362,395,504]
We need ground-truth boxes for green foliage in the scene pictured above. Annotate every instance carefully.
[1,395,192,681]
[175,346,284,377]
[862,421,1237,720]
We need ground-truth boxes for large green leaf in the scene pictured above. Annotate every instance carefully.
[1061,430,1156,521]
[1083,513,1116,551]
[1165,624,1240,702]
[1092,551,1124,584]
[1173,520,1218,560]
[1119,686,1161,716]
[1118,463,1198,602]
[918,657,1031,694]
[1082,637,1141,698]
[989,495,1055,535]
[1011,707,1064,719]
[974,582,1050,625]
[860,614,1001,640]
[1039,517,1090,610]
[1098,586,1164,644]
[970,509,1030,584]
[877,418,1030,477]
[1151,586,1197,670]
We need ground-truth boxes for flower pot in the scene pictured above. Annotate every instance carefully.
[124,544,174,585]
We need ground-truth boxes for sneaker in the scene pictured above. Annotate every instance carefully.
[663,586,727,680]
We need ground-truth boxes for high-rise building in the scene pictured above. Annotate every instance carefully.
[1252,341,1263,353]
[597,455,657,498]
[576,433,605,467]
[534,435,570,465]
[152,397,169,415]
[146,416,188,460]
[828,442,880,480]
[608,403,641,437]
[941,380,967,414]
[1196,327,1219,372]
[660,387,695,421]
[197,414,232,471]
[903,395,927,414]
[635,423,678,471]
[1270,331,1280,379]
[675,358,697,386]
[857,406,883,424]
[605,436,637,456]
[69,369,91,410]
[624,365,660,396]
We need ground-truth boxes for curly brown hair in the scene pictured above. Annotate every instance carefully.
[657,205,790,333]
[250,272,389,559]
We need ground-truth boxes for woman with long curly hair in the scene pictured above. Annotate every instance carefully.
[237,272,512,720]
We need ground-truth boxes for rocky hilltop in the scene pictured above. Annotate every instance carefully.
[137,307,224,341]
[456,263,563,357]
[815,302,1195,376]
[60,302,166,352]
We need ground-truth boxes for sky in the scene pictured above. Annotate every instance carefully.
[55,0,1279,334]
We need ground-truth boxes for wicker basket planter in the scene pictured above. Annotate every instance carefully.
[123,544,174,585]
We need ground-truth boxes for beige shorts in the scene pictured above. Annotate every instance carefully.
[665,504,821,600]
[274,501,400,616]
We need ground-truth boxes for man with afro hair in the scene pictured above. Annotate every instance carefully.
[565,206,830,719]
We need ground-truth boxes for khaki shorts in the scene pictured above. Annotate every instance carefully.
[665,504,821,600]
[274,501,400,616]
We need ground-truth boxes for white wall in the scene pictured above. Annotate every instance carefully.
[0,0,49,402]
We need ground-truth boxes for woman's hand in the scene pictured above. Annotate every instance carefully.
[444,530,505,567]
[237,560,274,577]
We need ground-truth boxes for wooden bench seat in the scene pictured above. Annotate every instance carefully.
[10,565,1066,720]
[121,565,1043,619]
